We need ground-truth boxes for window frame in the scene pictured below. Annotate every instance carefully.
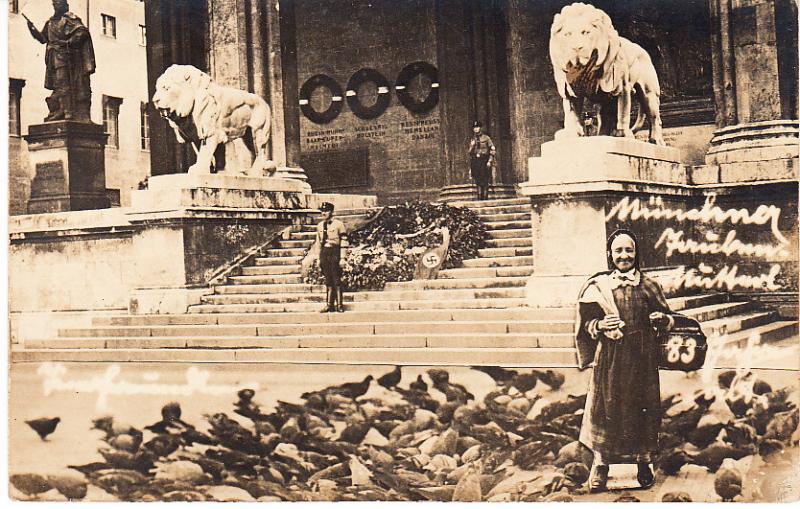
[9,79,25,137]
[140,102,150,151]
[138,24,146,46]
[102,95,123,149]
[101,13,117,39]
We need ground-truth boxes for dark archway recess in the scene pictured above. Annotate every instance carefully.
[299,74,344,124]
[395,61,440,114]
[346,68,391,120]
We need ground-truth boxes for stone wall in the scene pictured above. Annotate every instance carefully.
[8,209,292,314]
[294,0,443,203]
[604,181,798,297]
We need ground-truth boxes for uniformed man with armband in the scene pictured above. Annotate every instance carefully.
[468,121,496,201]
[316,202,348,313]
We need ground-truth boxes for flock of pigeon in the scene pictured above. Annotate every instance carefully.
[12,366,799,502]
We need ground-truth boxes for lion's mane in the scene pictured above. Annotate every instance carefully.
[549,2,626,99]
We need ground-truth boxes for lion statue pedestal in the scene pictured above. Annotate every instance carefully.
[131,173,312,211]
[527,136,683,186]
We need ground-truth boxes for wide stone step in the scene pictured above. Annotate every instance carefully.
[94,307,575,326]
[667,292,727,312]
[29,332,575,351]
[485,238,532,248]
[214,283,323,294]
[469,204,531,215]
[701,310,776,337]
[682,301,752,322]
[190,297,529,313]
[462,255,534,268]
[484,220,532,230]
[438,266,534,279]
[384,276,529,290]
[228,274,304,285]
[240,265,301,276]
[291,230,317,239]
[278,239,315,249]
[476,212,531,222]
[59,319,573,339]
[477,246,533,257]
[486,228,531,239]
[448,197,529,208]
[201,293,333,304]
[716,320,798,347]
[253,256,304,265]
[11,347,579,366]
[264,247,309,257]
[351,287,527,301]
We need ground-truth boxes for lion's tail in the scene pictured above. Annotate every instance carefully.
[631,84,647,133]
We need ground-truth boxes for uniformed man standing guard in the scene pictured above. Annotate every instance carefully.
[317,202,348,313]
[468,121,496,201]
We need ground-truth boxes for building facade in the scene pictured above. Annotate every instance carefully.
[8,0,150,214]
[144,0,797,203]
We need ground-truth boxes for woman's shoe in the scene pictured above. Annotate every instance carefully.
[588,465,609,493]
[637,463,655,489]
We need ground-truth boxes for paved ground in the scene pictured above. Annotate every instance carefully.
[8,337,799,502]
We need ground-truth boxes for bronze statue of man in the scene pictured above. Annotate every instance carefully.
[26,0,96,122]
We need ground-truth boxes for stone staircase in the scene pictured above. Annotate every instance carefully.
[15,198,798,365]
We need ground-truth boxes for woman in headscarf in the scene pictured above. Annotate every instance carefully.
[575,229,675,492]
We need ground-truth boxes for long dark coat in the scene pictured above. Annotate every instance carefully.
[575,273,672,462]
[42,12,95,95]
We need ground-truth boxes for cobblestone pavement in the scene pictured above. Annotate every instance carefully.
[8,338,799,502]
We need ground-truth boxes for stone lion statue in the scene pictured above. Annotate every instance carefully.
[152,64,276,176]
[549,3,665,145]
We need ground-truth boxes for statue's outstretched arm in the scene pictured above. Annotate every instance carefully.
[26,19,46,44]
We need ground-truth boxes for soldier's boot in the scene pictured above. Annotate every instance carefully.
[320,287,334,313]
[335,287,345,312]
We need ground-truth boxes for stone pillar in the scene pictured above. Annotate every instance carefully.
[709,0,792,125]
[277,0,302,168]
[24,121,111,213]
[705,0,798,183]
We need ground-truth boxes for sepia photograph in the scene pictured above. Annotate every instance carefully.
[5,0,800,503]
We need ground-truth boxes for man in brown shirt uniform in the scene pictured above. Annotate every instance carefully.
[317,202,348,312]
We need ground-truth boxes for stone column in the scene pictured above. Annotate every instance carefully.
[705,0,798,182]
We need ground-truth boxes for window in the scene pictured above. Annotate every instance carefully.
[9,0,19,14]
[140,102,150,150]
[139,25,146,46]
[9,79,25,137]
[103,95,122,148]
[101,14,116,38]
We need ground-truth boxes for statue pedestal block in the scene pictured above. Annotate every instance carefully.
[520,137,691,308]
[528,136,685,186]
[24,121,110,214]
[131,173,313,211]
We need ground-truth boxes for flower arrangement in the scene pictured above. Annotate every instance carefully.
[305,201,488,291]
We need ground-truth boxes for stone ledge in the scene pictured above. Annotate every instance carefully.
[540,136,682,162]
[519,179,698,198]
[147,173,312,193]
[530,137,686,186]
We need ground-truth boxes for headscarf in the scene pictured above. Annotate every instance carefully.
[605,228,639,271]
